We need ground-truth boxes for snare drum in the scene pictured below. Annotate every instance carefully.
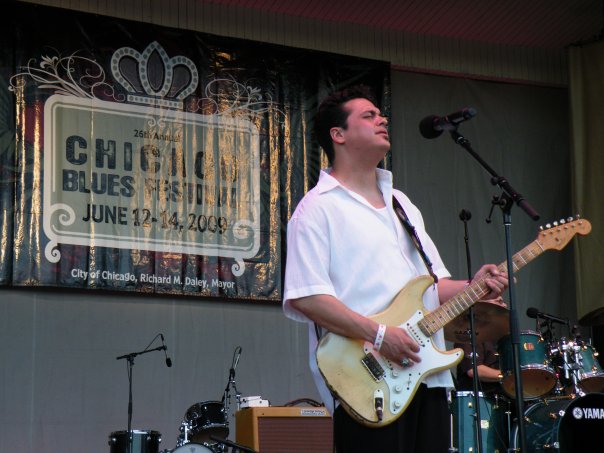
[449,391,508,453]
[497,330,556,399]
[576,344,604,393]
[108,430,161,453]
[513,393,604,452]
[185,401,228,445]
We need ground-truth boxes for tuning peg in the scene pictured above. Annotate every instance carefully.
[560,219,566,224]
[539,225,544,231]
[546,223,552,229]
[567,217,574,222]
[553,221,559,227]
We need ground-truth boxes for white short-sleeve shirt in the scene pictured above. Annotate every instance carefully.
[283,168,454,413]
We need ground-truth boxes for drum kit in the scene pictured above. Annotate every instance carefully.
[446,301,604,452]
[108,400,231,453]
[110,345,255,453]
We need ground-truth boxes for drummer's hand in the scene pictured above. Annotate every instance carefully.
[473,264,509,300]
[379,326,421,366]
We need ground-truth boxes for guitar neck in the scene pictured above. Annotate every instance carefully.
[418,239,546,337]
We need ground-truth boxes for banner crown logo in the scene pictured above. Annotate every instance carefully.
[111,41,198,109]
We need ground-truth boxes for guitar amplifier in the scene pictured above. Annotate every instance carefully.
[235,406,333,453]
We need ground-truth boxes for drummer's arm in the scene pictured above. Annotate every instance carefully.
[466,364,503,383]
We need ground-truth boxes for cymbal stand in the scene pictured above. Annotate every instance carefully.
[545,322,566,396]
[454,209,485,453]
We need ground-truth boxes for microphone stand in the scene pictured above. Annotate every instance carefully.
[448,128,540,453]
[116,344,167,453]
[222,347,243,424]
[458,210,484,453]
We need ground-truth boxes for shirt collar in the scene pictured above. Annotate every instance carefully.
[316,167,393,195]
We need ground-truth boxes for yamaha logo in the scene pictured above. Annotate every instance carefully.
[573,407,604,420]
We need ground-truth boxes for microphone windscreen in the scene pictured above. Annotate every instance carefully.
[526,307,539,318]
[418,115,443,139]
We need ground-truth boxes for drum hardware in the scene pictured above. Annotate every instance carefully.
[548,332,604,395]
[175,420,191,447]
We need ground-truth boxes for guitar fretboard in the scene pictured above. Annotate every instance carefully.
[417,239,545,337]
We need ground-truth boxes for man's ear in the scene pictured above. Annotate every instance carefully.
[330,127,345,145]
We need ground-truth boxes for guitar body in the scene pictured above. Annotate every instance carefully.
[316,276,463,427]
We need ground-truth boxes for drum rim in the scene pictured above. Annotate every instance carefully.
[499,329,544,340]
[580,371,604,378]
[171,444,213,452]
[187,400,224,409]
[110,429,161,436]
[190,423,228,430]
[453,390,486,398]
[505,363,556,372]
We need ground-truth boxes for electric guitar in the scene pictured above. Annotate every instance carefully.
[316,217,591,427]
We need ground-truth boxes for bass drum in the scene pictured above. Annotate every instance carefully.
[449,391,508,453]
[108,430,161,453]
[185,401,228,445]
[513,393,604,452]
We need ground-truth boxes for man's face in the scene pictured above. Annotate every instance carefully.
[336,98,390,158]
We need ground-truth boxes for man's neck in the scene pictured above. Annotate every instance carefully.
[330,164,386,209]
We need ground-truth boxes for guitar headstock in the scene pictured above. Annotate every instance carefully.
[537,216,591,251]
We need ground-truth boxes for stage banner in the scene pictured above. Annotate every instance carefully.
[0,3,389,300]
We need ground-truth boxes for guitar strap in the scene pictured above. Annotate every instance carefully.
[392,195,439,284]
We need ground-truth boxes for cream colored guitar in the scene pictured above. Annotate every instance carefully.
[316,217,591,427]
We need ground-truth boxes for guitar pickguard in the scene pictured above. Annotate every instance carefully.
[362,309,461,416]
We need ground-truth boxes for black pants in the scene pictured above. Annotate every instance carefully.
[333,384,450,453]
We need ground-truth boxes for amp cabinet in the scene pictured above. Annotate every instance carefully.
[235,406,333,453]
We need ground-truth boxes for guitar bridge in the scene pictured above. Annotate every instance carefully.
[361,352,385,382]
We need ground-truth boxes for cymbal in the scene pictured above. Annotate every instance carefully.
[444,300,510,344]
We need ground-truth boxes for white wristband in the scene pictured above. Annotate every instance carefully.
[374,324,387,351]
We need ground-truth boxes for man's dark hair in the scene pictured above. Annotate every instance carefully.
[314,85,378,165]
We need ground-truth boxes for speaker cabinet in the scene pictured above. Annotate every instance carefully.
[235,406,333,453]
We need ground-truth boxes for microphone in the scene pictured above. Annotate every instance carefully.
[160,334,172,368]
[526,307,568,325]
[230,346,242,378]
[419,107,477,139]
[459,209,472,221]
